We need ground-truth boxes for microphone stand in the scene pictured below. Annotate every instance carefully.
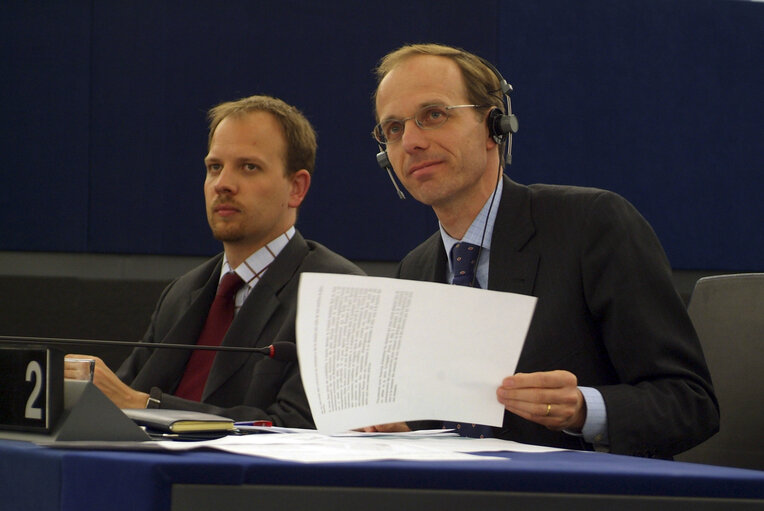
[0,335,277,353]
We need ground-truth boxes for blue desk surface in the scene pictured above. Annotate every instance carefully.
[1,439,763,511]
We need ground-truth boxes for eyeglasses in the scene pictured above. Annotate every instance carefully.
[372,104,487,145]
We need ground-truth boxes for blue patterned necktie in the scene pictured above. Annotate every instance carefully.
[443,242,493,438]
[451,242,481,287]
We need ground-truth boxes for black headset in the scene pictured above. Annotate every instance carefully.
[376,55,518,199]
[479,57,519,162]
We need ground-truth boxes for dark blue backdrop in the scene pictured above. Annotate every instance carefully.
[1,0,761,270]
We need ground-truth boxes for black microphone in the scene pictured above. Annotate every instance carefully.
[266,341,297,362]
[0,335,298,362]
[376,146,406,200]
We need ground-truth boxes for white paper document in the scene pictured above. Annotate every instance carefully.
[155,432,566,463]
[296,273,537,433]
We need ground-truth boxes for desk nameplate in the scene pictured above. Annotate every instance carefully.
[0,345,63,433]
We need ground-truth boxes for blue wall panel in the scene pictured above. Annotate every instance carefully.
[498,0,763,271]
[1,0,761,270]
[1,2,92,252]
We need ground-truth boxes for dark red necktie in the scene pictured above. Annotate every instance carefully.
[175,272,244,401]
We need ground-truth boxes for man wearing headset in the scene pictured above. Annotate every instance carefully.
[366,43,718,458]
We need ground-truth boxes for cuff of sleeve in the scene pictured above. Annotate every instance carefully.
[145,387,162,409]
[578,386,608,445]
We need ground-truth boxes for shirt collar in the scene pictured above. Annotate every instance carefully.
[440,177,503,268]
[220,226,295,286]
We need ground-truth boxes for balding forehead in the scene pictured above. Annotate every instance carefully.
[374,55,468,118]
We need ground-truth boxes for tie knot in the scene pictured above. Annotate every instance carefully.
[451,242,481,287]
[217,272,244,298]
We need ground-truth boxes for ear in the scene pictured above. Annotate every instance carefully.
[288,169,311,208]
[485,133,499,151]
[484,109,499,151]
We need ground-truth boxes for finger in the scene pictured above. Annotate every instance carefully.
[501,370,577,390]
[502,399,566,427]
[502,391,586,431]
[497,384,576,407]
[373,422,410,433]
[499,386,582,411]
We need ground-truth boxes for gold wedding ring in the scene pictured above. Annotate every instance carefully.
[545,403,552,416]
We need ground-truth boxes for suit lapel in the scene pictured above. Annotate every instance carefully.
[424,234,449,284]
[488,177,539,296]
[131,256,222,393]
[202,233,309,399]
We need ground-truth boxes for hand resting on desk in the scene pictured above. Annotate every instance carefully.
[361,422,411,433]
[65,354,149,409]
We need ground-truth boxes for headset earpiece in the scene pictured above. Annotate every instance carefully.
[477,56,518,165]
[487,108,519,144]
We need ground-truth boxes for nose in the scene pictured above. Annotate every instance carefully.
[211,166,238,195]
[400,118,429,153]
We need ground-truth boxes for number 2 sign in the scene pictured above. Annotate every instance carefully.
[0,346,63,433]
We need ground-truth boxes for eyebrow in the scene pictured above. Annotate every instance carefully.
[203,155,267,167]
[380,101,447,122]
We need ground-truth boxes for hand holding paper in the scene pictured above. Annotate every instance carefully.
[497,370,586,431]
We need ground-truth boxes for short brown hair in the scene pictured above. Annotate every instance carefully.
[207,95,317,176]
[374,43,508,165]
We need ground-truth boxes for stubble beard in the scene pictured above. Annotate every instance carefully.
[209,217,246,243]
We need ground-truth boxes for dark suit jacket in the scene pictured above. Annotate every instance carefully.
[117,232,364,427]
[398,177,719,458]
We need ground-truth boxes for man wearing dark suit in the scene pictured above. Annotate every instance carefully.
[365,43,718,458]
[67,95,362,426]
